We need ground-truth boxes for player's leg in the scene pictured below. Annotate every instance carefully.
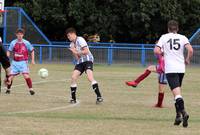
[154,84,165,108]
[20,61,34,95]
[125,65,156,87]
[70,69,81,103]
[154,73,167,108]
[22,73,35,95]
[69,63,83,103]
[5,61,18,94]
[176,73,189,128]
[5,75,14,94]
[85,62,103,104]
[166,73,189,127]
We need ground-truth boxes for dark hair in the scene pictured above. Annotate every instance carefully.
[65,27,76,35]
[168,20,179,32]
[16,28,25,34]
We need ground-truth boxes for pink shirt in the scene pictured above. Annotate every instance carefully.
[156,54,165,73]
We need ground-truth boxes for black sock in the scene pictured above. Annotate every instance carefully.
[176,98,186,115]
[175,102,181,117]
[70,87,77,100]
[92,83,102,98]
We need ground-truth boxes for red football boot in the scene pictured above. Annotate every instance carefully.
[125,81,138,87]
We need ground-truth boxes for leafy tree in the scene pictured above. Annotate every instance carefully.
[5,0,200,43]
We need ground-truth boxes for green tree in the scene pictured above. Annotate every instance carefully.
[9,0,68,40]
[5,0,200,43]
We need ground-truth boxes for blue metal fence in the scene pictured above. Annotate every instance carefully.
[2,7,200,66]
[4,43,200,66]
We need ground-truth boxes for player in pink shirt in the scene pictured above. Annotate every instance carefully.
[125,54,167,108]
[6,28,35,95]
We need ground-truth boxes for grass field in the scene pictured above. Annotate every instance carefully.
[0,64,199,135]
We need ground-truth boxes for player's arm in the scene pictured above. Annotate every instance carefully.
[69,46,89,57]
[154,36,163,55]
[154,46,162,55]
[7,41,14,57]
[77,37,89,56]
[26,41,35,64]
[78,46,89,55]
[31,50,35,64]
[69,47,80,60]
[7,51,11,57]
[185,43,193,65]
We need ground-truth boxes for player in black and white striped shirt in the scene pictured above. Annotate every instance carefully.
[154,20,193,128]
[66,27,103,104]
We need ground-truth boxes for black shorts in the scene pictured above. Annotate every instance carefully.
[1,56,10,69]
[74,61,93,75]
[0,44,10,69]
[166,73,184,90]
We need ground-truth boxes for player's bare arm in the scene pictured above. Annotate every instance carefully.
[185,44,193,65]
[7,51,11,57]
[31,50,35,64]
[69,47,80,60]
[78,46,89,55]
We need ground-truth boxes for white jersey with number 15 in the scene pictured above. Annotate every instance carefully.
[156,33,190,73]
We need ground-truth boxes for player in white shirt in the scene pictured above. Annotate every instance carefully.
[66,28,103,104]
[154,20,193,128]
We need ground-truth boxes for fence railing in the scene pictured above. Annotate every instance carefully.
[3,7,200,66]
[3,43,200,66]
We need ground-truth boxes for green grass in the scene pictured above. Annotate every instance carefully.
[0,64,199,135]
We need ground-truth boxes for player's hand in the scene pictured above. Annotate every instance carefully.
[69,48,79,55]
[69,48,76,53]
[185,58,190,65]
[31,60,35,65]
[69,48,80,59]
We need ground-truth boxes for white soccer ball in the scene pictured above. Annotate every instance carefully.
[38,68,48,79]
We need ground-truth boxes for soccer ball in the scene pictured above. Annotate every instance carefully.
[38,68,48,79]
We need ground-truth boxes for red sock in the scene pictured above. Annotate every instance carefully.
[134,70,151,84]
[25,78,32,89]
[157,92,164,107]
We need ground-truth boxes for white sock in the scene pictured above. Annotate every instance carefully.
[71,84,77,88]
[91,80,97,85]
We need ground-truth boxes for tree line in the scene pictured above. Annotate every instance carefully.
[5,0,200,43]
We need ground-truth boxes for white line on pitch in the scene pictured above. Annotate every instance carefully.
[6,100,80,115]
[0,79,80,114]
[1,79,69,90]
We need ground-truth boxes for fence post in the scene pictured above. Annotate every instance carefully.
[107,44,113,65]
[141,44,146,66]
[39,46,42,64]
[3,8,7,43]
[49,45,52,62]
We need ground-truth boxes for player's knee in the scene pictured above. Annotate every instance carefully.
[23,74,30,79]
[147,65,154,71]
[159,88,164,93]
[10,75,14,81]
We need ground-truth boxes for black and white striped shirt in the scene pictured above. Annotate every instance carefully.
[70,37,94,65]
